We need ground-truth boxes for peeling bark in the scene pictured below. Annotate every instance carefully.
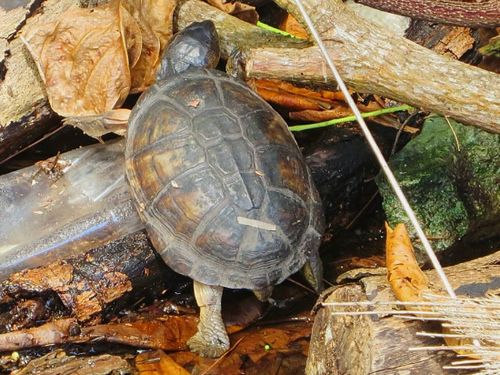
[176,0,308,58]
[12,349,132,375]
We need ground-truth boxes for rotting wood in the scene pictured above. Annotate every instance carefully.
[239,0,500,133]
[0,318,79,352]
[0,295,266,352]
[306,250,500,374]
[0,231,175,323]
[11,349,132,375]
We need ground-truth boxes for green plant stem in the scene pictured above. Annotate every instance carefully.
[289,104,414,131]
[256,21,302,39]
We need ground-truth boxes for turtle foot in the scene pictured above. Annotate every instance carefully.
[189,281,229,358]
[187,330,229,358]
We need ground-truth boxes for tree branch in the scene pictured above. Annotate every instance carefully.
[355,0,500,28]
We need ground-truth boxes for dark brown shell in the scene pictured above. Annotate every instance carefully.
[125,69,323,290]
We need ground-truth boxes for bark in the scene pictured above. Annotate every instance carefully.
[241,0,500,133]
[0,0,75,163]
[306,250,500,374]
[12,349,131,375]
[0,231,176,323]
[0,318,79,352]
[355,0,500,28]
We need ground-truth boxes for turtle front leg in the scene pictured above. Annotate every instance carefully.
[187,281,229,358]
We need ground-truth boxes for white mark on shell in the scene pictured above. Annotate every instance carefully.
[237,217,276,231]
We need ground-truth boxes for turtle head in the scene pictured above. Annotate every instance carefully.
[156,20,220,81]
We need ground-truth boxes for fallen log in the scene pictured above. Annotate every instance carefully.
[239,0,500,133]
[306,250,500,374]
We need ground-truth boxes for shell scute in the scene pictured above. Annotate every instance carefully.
[170,168,225,224]
[219,80,263,116]
[171,77,222,113]
[194,204,244,261]
[131,100,190,152]
[193,111,240,142]
[244,110,294,148]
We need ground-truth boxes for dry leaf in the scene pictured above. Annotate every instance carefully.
[122,0,161,93]
[255,79,345,102]
[289,102,382,121]
[385,222,429,302]
[171,322,311,374]
[140,0,177,51]
[136,350,189,375]
[25,0,131,116]
[279,14,309,39]
[121,5,143,69]
[254,79,341,111]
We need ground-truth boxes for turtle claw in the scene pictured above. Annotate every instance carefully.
[187,330,229,358]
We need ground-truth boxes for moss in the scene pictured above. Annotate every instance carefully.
[376,116,500,261]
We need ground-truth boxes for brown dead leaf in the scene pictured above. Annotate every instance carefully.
[255,79,345,102]
[205,0,259,24]
[25,0,131,116]
[385,223,429,302]
[171,322,311,374]
[122,0,161,93]
[257,87,329,111]
[279,14,309,39]
[121,5,143,69]
[82,316,199,351]
[254,79,342,111]
[136,350,189,375]
[289,101,382,122]
[140,0,177,51]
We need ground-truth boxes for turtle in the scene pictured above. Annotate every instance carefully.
[125,20,324,358]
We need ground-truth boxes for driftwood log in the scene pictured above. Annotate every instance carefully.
[306,250,500,374]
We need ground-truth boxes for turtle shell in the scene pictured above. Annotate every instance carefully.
[125,69,323,290]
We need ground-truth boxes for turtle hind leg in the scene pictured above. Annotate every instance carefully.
[253,286,274,302]
[301,247,324,294]
[187,281,229,358]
